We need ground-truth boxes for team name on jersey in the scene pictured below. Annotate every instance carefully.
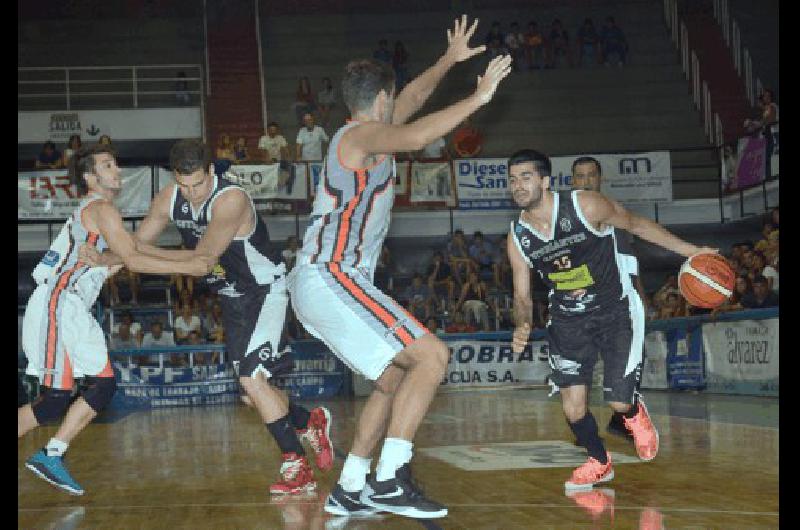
[527,232,587,260]
[175,219,207,237]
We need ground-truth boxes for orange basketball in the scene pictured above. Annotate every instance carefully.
[678,253,736,308]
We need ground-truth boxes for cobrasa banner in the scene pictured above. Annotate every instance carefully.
[440,339,551,389]
[455,152,672,209]
[702,317,778,396]
[18,167,152,220]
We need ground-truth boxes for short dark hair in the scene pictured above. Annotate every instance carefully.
[43,141,56,151]
[473,231,484,239]
[752,275,768,285]
[68,144,117,196]
[508,149,552,177]
[341,59,396,113]
[572,156,602,175]
[267,121,279,128]
[454,229,464,236]
[170,139,212,175]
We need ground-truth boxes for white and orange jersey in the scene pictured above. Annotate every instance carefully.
[297,120,395,277]
[32,195,110,308]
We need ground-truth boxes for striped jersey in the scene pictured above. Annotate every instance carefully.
[297,120,395,276]
[31,195,110,308]
[510,190,637,317]
[169,174,285,297]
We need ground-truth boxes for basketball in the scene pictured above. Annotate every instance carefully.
[678,253,736,308]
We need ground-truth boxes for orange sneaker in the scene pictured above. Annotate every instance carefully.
[565,487,615,520]
[269,453,317,495]
[623,395,659,462]
[565,453,614,490]
[299,407,334,472]
[639,507,665,530]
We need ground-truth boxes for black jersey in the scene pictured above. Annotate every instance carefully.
[511,190,635,317]
[169,174,284,297]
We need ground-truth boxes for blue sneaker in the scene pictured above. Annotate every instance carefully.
[24,449,84,495]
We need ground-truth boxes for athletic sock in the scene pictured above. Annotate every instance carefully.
[266,416,305,456]
[288,402,312,431]
[338,453,372,492]
[375,438,413,482]
[45,438,68,457]
[568,413,608,464]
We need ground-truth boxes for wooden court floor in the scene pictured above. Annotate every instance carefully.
[18,388,778,529]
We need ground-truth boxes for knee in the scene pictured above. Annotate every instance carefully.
[31,388,73,424]
[562,400,587,423]
[82,376,117,413]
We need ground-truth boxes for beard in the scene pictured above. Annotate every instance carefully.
[513,187,543,210]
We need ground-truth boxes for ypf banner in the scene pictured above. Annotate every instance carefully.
[18,167,152,220]
[440,339,551,389]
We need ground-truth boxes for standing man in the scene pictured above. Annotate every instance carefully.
[82,139,334,495]
[507,149,716,489]
[296,113,329,162]
[19,144,213,495]
[288,15,511,519]
[571,156,645,440]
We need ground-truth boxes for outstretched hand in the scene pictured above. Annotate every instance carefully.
[475,54,513,105]
[78,244,104,267]
[445,14,486,63]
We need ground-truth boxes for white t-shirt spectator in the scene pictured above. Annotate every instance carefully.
[762,265,779,292]
[112,321,142,337]
[174,315,202,338]
[142,330,176,347]
[421,137,447,159]
[258,134,288,162]
[296,126,329,161]
[505,32,522,50]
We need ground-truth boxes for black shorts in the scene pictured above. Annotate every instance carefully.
[546,295,645,404]
[219,277,293,379]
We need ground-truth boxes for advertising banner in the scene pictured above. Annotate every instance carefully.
[18,167,152,220]
[409,162,454,204]
[227,164,307,201]
[665,326,705,389]
[702,318,778,396]
[440,339,551,389]
[641,330,669,389]
[734,136,766,189]
[273,341,348,399]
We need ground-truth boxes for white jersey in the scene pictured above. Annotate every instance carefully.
[297,120,395,277]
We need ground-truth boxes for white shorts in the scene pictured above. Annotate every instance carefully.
[22,283,111,390]
[287,263,428,381]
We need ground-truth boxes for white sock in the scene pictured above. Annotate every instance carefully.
[46,438,68,457]
[375,438,413,482]
[338,453,372,492]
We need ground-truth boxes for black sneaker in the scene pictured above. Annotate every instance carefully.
[607,412,634,441]
[324,484,380,517]
[360,464,447,519]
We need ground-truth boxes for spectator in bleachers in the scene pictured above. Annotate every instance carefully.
[577,18,601,66]
[107,269,141,306]
[653,275,680,310]
[452,117,484,157]
[426,318,440,335]
[445,311,477,333]
[657,292,688,319]
[505,22,524,71]
[233,137,249,163]
[404,273,436,322]
[296,113,329,162]
[600,16,628,67]
[712,275,749,316]
[175,71,191,105]
[644,293,659,320]
[427,251,455,305]
[317,77,337,128]
[547,19,573,68]
[282,235,300,272]
[215,133,236,174]
[744,89,779,178]
[142,320,176,348]
[174,302,203,345]
[292,76,317,126]
[485,21,504,48]
[98,134,113,147]
[771,206,779,229]
[112,322,140,350]
[447,229,473,284]
[258,122,291,164]
[373,39,391,64]
[204,302,225,344]
[374,244,392,292]
[741,275,779,308]
[492,235,513,291]
[61,134,82,167]
[455,272,493,331]
[393,41,410,90]
[34,141,63,170]
[524,21,547,70]
[113,311,143,345]
[469,231,495,282]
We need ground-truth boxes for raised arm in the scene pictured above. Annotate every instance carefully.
[578,191,717,257]
[392,15,486,125]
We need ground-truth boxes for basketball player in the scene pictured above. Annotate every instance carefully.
[18,144,214,495]
[507,149,716,489]
[81,139,334,495]
[572,156,642,440]
[288,16,511,518]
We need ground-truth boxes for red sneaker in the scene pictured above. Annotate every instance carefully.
[623,396,659,462]
[269,453,317,495]
[300,407,333,472]
[565,487,615,520]
[565,453,614,490]
[639,507,665,530]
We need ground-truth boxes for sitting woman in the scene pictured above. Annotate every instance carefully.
[455,272,494,331]
[215,133,236,174]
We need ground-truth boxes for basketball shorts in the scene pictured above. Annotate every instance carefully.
[546,292,645,404]
[287,263,429,381]
[220,276,293,380]
[22,284,112,390]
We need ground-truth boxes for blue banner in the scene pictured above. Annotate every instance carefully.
[274,341,347,399]
[665,326,705,390]
[111,363,239,409]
